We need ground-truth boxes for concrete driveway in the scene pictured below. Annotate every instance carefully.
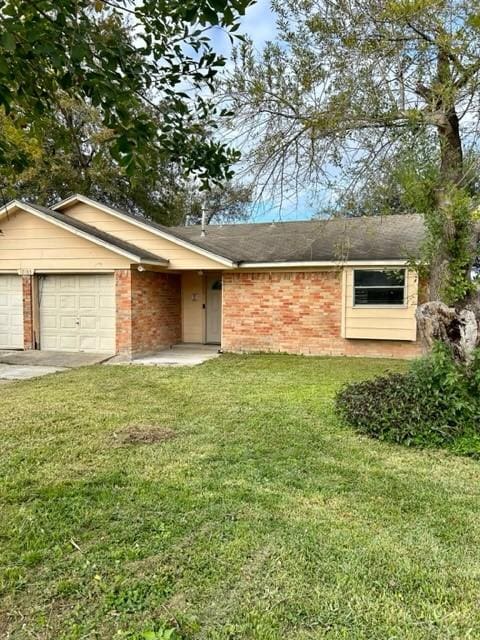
[0,350,112,381]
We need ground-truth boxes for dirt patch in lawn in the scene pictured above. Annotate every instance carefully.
[117,426,177,445]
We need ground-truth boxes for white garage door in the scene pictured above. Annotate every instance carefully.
[0,275,23,349]
[39,274,115,353]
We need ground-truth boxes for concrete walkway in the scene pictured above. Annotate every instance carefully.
[0,350,112,382]
[108,344,221,367]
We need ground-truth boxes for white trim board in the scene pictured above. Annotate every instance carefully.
[238,260,409,268]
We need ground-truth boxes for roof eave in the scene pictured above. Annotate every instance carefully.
[238,259,410,268]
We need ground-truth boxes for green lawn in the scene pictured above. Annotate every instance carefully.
[1,355,480,639]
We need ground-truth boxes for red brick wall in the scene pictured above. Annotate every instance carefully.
[115,270,133,355]
[222,271,421,360]
[131,270,181,355]
[115,269,181,357]
[22,275,34,350]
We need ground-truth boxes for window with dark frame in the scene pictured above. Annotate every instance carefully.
[353,269,406,306]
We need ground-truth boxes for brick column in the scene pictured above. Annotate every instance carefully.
[22,275,35,350]
[115,269,133,355]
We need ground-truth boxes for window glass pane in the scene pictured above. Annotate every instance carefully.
[354,269,405,287]
[354,287,405,305]
[211,279,222,290]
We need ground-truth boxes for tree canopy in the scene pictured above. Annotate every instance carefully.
[0,95,253,226]
[227,0,480,313]
[0,0,253,184]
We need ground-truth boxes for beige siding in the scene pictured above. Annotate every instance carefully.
[343,267,418,341]
[181,271,204,343]
[0,209,132,271]
[62,203,227,270]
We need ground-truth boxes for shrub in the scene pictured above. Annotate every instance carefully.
[335,344,479,447]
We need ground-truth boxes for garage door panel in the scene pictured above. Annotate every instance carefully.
[59,335,78,350]
[79,294,95,306]
[0,275,23,349]
[59,295,76,309]
[99,336,115,351]
[40,274,115,353]
[79,335,97,350]
[79,316,96,329]
[60,315,77,329]
[40,294,56,309]
[42,315,58,329]
[11,314,22,328]
[59,276,77,289]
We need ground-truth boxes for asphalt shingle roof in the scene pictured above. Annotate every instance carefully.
[53,195,429,264]
[167,214,427,263]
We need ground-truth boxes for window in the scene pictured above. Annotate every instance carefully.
[353,269,406,306]
[211,279,222,291]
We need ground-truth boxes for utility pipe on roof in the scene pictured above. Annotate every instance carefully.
[201,204,206,238]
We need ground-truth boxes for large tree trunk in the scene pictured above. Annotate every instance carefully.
[416,57,480,358]
[428,107,464,301]
[416,301,478,363]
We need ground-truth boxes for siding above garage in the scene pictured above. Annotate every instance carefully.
[60,202,230,270]
[0,208,133,271]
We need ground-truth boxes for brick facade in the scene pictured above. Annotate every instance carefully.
[115,269,181,357]
[22,275,35,350]
[222,271,422,359]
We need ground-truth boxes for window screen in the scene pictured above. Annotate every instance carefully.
[353,269,406,306]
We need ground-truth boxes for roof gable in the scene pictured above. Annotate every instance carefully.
[0,200,168,265]
[53,194,235,267]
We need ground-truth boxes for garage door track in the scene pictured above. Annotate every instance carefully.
[0,350,111,381]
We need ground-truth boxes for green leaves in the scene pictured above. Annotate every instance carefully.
[0,0,255,184]
[336,342,479,448]
[1,30,16,51]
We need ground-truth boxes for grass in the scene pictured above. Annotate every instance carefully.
[1,354,480,639]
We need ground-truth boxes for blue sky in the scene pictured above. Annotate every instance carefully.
[210,0,277,57]
[210,2,319,222]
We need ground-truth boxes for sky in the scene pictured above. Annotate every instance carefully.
[210,1,319,222]
[211,0,277,55]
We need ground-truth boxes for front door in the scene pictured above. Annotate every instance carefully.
[205,274,222,344]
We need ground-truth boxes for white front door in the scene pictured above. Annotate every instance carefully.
[0,275,23,349]
[205,274,222,344]
[39,274,115,353]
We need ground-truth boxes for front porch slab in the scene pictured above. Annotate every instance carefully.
[109,344,221,367]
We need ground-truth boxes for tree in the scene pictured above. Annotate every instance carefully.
[0,97,253,226]
[0,96,190,225]
[320,140,480,219]
[0,0,253,184]
[227,0,480,359]
[185,181,253,225]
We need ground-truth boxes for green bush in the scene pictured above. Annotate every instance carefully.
[335,344,480,447]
